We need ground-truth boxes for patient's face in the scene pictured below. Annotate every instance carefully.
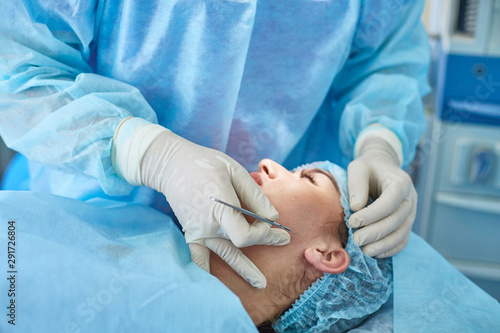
[248,159,343,243]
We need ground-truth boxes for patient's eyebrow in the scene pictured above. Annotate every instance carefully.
[310,168,340,194]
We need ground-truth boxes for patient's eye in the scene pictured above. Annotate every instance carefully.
[300,170,316,184]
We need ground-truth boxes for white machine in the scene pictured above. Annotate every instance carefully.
[416,0,500,300]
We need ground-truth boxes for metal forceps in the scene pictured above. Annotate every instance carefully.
[209,196,294,233]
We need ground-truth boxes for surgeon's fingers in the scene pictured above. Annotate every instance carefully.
[349,175,410,228]
[347,160,370,212]
[230,162,279,222]
[213,171,286,247]
[352,198,411,246]
[205,238,267,289]
[218,207,277,247]
[360,206,415,257]
[251,226,290,246]
[209,190,270,247]
[189,243,211,272]
[375,231,411,258]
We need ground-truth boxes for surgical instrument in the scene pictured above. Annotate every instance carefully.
[209,196,294,233]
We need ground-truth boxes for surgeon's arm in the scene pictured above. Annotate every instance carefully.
[0,1,289,287]
[0,0,154,195]
[333,0,431,256]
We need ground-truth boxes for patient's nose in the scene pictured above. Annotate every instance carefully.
[258,159,283,180]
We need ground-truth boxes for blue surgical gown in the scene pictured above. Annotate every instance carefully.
[0,191,257,333]
[0,0,430,210]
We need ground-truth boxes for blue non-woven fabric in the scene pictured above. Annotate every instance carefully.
[349,232,500,333]
[348,295,393,333]
[0,191,256,333]
[0,0,430,208]
[393,233,500,332]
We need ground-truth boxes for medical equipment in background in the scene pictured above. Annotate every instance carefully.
[415,0,500,301]
[210,196,294,233]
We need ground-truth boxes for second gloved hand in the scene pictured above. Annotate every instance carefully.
[113,118,290,289]
[347,136,416,258]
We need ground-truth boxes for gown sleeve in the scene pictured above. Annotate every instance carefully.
[0,1,158,195]
[334,0,431,168]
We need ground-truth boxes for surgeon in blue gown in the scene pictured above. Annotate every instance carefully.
[0,0,430,288]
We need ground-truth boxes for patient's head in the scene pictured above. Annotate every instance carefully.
[243,159,350,319]
[210,160,392,332]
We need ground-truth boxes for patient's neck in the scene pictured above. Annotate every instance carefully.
[209,250,283,324]
[209,246,317,325]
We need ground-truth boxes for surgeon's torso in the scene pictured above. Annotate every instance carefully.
[94,0,358,170]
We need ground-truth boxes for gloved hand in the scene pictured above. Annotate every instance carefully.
[112,118,290,289]
[347,136,416,258]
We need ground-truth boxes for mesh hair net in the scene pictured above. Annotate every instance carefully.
[273,161,392,333]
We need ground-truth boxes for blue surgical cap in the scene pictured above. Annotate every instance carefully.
[273,161,393,333]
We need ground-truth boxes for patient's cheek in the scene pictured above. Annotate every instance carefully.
[265,184,319,224]
[276,199,317,229]
[274,197,302,217]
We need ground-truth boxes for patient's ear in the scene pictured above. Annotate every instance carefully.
[304,245,350,274]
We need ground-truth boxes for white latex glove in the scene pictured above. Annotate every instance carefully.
[112,118,290,289]
[347,132,416,258]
